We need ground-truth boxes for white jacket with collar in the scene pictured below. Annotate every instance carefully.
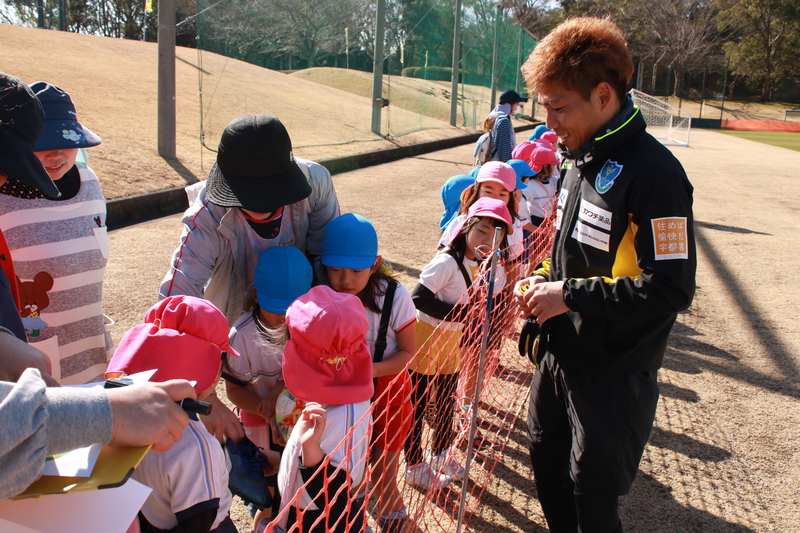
[159,157,339,322]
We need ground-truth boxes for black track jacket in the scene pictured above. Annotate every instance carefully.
[534,98,696,373]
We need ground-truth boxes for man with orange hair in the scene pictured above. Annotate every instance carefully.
[514,18,696,532]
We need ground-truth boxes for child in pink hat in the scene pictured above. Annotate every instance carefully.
[439,161,523,258]
[105,295,240,533]
[407,197,512,489]
[270,285,373,533]
[521,145,561,229]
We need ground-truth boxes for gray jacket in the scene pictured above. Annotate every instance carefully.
[0,367,112,499]
[159,157,340,322]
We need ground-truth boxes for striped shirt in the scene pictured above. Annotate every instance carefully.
[0,165,111,384]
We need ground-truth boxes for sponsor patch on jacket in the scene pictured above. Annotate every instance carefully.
[572,220,610,252]
[578,199,612,231]
[555,189,569,230]
[651,217,689,260]
[595,160,623,194]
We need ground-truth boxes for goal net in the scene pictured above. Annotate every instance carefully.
[630,89,691,147]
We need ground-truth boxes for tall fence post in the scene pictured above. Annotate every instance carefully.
[157,0,177,159]
[371,0,386,135]
[449,0,462,127]
[489,4,501,109]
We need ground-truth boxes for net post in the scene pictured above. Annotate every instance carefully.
[455,226,502,533]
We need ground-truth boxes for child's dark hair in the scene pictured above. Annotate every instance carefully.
[459,182,519,221]
[448,216,510,262]
[361,264,397,315]
[534,165,554,181]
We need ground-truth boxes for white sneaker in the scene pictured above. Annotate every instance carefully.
[404,461,451,490]
[430,450,466,481]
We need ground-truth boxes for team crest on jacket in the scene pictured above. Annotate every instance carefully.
[595,160,623,194]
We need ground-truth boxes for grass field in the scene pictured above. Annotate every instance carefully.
[716,129,800,152]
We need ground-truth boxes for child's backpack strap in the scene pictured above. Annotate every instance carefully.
[444,247,473,290]
[373,280,399,364]
[372,280,399,398]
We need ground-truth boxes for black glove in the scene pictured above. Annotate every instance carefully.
[518,316,540,364]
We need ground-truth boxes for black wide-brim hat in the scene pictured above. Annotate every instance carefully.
[206,114,312,213]
[0,73,60,198]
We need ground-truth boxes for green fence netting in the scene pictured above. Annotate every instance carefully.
[194,0,536,152]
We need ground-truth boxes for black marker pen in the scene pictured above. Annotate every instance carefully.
[104,378,212,416]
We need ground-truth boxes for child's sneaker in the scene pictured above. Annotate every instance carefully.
[225,436,271,509]
[429,450,466,481]
[404,461,451,490]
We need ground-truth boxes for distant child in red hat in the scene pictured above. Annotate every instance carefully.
[224,245,313,528]
[322,213,416,533]
[521,145,561,229]
[106,295,240,533]
[407,198,512,490]
[270,285,373,533]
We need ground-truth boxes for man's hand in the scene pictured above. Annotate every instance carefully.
[514,276,569,323]
[107,380,195,452]
[201,394,245,443]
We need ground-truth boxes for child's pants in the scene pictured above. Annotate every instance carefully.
[404,371,459,466]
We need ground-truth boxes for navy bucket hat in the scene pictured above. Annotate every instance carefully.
[30,82,101,152]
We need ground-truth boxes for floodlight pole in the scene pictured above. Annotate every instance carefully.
[489,4,501,109]
[449,0,462,127]
[371,0,386,136]
[158,0,177,159]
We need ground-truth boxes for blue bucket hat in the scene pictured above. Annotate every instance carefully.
[30,82,101,152]
[440,173,476,230]
[322,213,378,270]
[528,124,550,142]
[506,160,531,190]
[253,246,313,314]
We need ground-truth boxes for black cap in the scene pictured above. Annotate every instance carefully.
[0,73,60,198]
[499,90,529,105]
[206,114,312,213]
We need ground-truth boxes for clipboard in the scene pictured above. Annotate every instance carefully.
[12,444,151,499]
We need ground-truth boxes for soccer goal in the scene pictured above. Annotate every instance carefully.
[630,89,691,147]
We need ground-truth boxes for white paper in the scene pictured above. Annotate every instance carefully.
[0,478,152,533]
[41,443,103,477]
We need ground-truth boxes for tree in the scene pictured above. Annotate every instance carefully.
[717,0,800,101]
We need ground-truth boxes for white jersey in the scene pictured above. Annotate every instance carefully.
[226,310,285,427]
[278,401,371,510]
[132,418,233,530]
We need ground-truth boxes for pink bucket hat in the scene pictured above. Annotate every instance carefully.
[106,296,238,393]
[529,146,560,172]
[475,161,517,192]
[511,141,536,162]
[447,197,514,245]
[283,286,373,405]
[540,131,558,146]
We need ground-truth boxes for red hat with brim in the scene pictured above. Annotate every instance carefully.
[107,296,238,394]
[283,286,373,405]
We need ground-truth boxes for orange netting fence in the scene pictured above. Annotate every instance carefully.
[262,214,556,533]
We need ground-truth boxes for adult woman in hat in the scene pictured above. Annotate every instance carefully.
[160,113,340,442]
[482,89,528,163]
[0,81,110,386]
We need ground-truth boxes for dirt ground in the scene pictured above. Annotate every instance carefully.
[103,129,800,532]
